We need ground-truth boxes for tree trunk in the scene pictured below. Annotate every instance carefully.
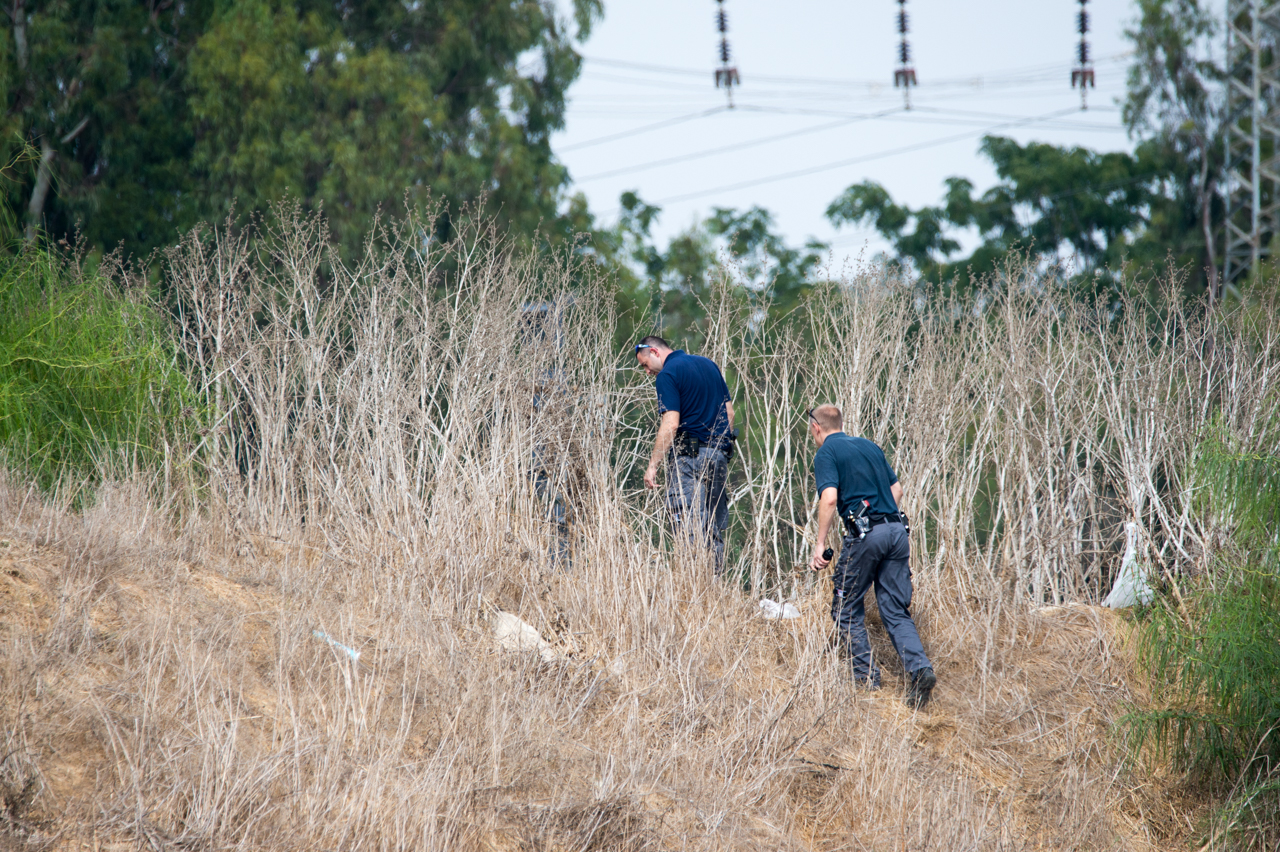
[25,137,53,241]
[12,0,27,72]
[1199,139,1218,308]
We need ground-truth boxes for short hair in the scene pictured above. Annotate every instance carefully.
[638,335,671,350]
[810,404,843,432]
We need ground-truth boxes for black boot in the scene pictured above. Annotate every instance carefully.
[905,666,936,709]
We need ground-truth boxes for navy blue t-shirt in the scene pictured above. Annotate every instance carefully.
[813,432,900,518]
[654,350,732,442]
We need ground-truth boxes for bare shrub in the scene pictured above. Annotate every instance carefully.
[0,210,1275,849]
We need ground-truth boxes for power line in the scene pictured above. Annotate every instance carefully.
[558,107,728,152]
[564,89,1127,114]
[560,106,1118,135]
[579,52,1131,90]
[920,104,1120,119]
[737,103,1118,131]
[575,109,903,183]
[561,89,1128,120]
[564,72,1130,116]
[585,71,724,92]
[561,106,1119,183]
[634,107,1082,209]
[580,67,1125,97]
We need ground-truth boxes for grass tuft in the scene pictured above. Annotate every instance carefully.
[0,248,195,495]
[1124,429,1280,850]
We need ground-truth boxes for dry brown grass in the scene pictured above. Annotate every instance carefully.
[0,212,1273,850]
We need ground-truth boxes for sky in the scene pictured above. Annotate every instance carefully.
[551,0,1142,262]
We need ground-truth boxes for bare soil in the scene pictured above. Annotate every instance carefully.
[0,487,1204,852]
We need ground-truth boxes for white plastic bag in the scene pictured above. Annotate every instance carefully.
[759,599,801,619]
[1102,522,1154,608]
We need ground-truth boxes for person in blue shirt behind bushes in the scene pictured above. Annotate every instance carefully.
[636,336,736,576]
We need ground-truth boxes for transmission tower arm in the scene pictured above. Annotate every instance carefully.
[894,0,917,109]
[714,0,740,107]
[1071,0,1095,110]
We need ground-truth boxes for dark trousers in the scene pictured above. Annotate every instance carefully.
[830,521,931,684]
[533,468,571,570]
[666,445,729,574]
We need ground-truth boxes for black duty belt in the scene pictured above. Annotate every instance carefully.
[842,512,902,534]
[672,431,734,458]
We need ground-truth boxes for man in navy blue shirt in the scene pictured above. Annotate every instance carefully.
[636,336,735,574]
[807,403,936,709]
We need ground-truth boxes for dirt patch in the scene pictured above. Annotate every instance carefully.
[0,494,1191,852]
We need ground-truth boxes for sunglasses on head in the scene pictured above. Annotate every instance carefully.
[806,408,818,425]
[634,343,653,353]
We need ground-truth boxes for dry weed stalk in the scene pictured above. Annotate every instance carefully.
[0,212,1274,850]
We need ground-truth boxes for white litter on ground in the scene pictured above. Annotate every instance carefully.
[1102,522,1155,608]
[492,611,563,663]
[312,630,361,662]
[759,599,801,620]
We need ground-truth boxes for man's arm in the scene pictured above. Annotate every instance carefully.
[725,400,735,429]
[891,480,903,508]
[645,410,680,489]
[810,486,839,570]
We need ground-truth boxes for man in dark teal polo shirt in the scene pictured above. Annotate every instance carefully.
[636,335,735,574]
[807,403,936,709]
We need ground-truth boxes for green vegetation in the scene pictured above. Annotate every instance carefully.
[817,0,1226,297]
[1125,428,1280,850]
[0,249,194,492]
[2,0,601,257]
[825,136,1169,292]
[604,193,827,349]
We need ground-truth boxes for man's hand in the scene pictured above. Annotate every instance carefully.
[645,411,680,490]
[812,487,838,571]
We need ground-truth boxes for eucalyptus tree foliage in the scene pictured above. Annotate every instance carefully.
[0,0,207,249]
[825,135,1166,296]
[1124,0,1225,299]
[604,191,826,350]
[1,0,600,257]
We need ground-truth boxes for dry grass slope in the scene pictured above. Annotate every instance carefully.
[0,212,1271,850]
[0,473,1179,851]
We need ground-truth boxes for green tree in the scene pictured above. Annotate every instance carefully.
[0,0,205,248]
[1124,0,1224,300]
[2,0,600,256]
[827,136,1160,291]
[604,192,825,348]
[1125,430,1280,850]
[706,206,826,318]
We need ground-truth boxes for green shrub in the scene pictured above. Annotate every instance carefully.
[1124,430,1280,850]
[0,249,194,492]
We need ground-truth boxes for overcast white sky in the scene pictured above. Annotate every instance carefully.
[552,0,1145,262]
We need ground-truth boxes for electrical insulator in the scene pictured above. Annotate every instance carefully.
[1071,0,1094,108]
[713,0,739,106]
[893,0,917,108]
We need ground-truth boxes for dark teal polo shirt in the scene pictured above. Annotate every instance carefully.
[813,432,900,517]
